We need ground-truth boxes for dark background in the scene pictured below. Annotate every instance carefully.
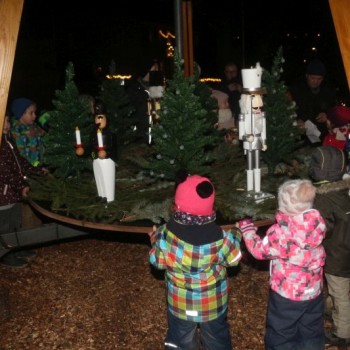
[9,0,348,110]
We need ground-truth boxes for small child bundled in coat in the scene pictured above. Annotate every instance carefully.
[0,114,47,268]
[238,179,327,350]
[10,97,46,167]
[148,173,242,350]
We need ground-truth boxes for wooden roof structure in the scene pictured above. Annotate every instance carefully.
[329,0,350,88]
[0,0,24,143]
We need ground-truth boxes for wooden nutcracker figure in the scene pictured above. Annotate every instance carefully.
[238,63,274,201]
[147,60,164,144]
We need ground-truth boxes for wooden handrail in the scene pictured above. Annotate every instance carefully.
[29,200,274,234]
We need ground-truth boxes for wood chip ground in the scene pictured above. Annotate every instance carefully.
[0,232,346,350]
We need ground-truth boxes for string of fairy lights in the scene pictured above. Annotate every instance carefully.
[103,30,325,85]
[103,30,221,83]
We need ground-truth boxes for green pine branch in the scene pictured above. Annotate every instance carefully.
[43,62,94,178]
[97,78,137,159]
[262,46,302,173]
[147,51,221,180]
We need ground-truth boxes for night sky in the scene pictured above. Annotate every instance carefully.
[9,0,347,109]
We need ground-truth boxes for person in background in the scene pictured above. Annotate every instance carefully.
[0,113,47,268]
[148,172,242,350]
[79,94,96,116]
[238,179,327,350]
[211,89,235,130]
[289,59,338,146]
[308,145,350,347]
[216,62,243,122]
[10,97,46,167]
[322,105,350,151]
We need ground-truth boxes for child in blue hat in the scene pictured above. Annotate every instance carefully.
[10,97,46,167]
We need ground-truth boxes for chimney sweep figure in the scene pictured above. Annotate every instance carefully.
[92,113,117,202]
[75,112,117,202]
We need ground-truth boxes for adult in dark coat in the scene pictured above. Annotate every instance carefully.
[215,62,243,121]
[309,145,350,347]
[289,59,338,146]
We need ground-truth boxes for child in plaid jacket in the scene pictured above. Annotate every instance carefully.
[149,173,242,350]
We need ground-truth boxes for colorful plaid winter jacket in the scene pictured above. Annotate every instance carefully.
[242,209,326,301]
[10,119,45,166]
[149,223,242,322]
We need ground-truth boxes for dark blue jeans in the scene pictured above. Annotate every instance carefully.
[165,309,232,350]
[265,290,324,350]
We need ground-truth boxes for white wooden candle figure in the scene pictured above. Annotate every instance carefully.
[92,114,116,202]
[75,114,116,203]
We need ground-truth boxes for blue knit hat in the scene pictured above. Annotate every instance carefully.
[11,97,34,120]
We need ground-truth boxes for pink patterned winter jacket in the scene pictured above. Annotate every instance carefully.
[242,209,326,301]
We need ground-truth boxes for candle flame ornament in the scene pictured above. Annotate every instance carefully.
[97,128,104,148]
[75,126,84,156]
[75,126,82,145]
[92,112,116,202]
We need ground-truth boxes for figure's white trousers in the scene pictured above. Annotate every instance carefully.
[93,158,116,202]
[246,168,261,193]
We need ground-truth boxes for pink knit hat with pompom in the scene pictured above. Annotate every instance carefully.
[174,175,215,216]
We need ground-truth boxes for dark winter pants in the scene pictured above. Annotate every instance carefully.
[165,309,232,350]
[0,203,21,234]
[265,290,324,350]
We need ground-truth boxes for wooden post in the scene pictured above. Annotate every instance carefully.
[187,1,194,77]
[0,0,24,143]
[182,1,189,77]
[174,0,183,60]
[181,0,194,78]
[329,0,350,90]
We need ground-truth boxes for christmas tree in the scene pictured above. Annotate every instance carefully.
[43,62,94,178]
[261,46,301,174]
[148,52,221,180]
[96,78,137,160]
[30,56,294,225]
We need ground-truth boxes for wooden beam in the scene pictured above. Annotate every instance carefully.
[30,200,274,234]
[174,0,183,60]
[182,1,189,77]
[181,0,194,78]
[0,0,24,143]
[329,0,350,90]
[186,1,194,77]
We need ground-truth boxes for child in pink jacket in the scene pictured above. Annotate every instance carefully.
[238,179,326,350]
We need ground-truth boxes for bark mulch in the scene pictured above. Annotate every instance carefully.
[0,232,344,350]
